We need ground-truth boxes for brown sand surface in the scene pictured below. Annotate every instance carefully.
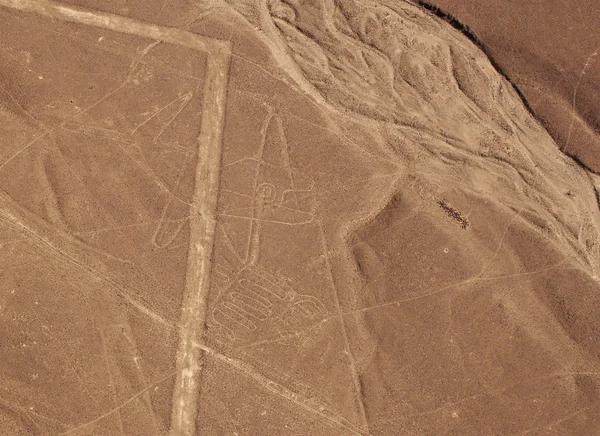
[414,0,600,173]
[0,0,599,435]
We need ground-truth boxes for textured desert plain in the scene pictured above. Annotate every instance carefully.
[416,0,600,174]
[1,0,600,435]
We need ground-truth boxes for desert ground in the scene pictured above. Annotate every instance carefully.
[1,0,599,435]
[415,0,600,174]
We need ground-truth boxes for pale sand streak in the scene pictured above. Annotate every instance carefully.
[169,50,231,436]
[0,1,231,434]
[0,0,229,55]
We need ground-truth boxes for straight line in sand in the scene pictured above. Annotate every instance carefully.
[169,49,230,436]
[0,0,229,55]
[0,1,232,434]
[317,221,371,434]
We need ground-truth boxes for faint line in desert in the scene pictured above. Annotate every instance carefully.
[98,329,126,435]
[564,42,600,152]
[0,396,68,431]
[317,221,371,434]
[0,3,232,433]
[519,405,595,436]
[0,202,175,330]
[195,342,364,435]
[0,0,229,55]
[59,371,177,435]
[347,256,574,318]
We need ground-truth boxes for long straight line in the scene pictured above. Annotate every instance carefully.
[196,342,363,436]
[317,221,370,434]
[0,1,232,434]
[0,0,229,55]
[0,190,175,330]
[168,49,231,436]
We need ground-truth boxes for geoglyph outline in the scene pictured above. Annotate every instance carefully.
[0,1,231,434]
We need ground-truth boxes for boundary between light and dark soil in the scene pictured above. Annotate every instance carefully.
[415,0,600,179]
[415,0,535,115]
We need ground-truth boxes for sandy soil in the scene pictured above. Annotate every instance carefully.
[414,0,600,174]
[0,0,599,435]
